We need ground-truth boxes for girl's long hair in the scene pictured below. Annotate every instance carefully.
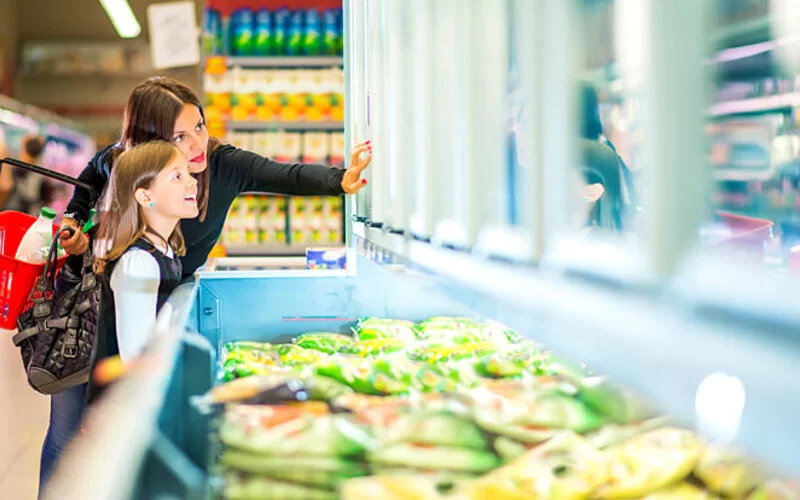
[111,76,221,221]
[94,141,187,274]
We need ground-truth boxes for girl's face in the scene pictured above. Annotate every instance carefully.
[172,103,210,174]
[140,155,199,220]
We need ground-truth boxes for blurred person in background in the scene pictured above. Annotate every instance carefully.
[577,82,639,232]
[4,135,47,215]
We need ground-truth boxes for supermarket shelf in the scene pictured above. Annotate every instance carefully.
[227,120,344,131]
[708,93,800,117]
[225,56,343,68]
[223,244,307,256]
[353,223,800,474]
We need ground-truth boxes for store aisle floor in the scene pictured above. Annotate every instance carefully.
[0,334,49,499]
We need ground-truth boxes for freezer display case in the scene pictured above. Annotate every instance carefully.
[45,0,800,499]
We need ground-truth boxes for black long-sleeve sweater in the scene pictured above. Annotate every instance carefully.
[65,144,346,278]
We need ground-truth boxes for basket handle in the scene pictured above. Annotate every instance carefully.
[41,226,76,290]
[0,157,97,198]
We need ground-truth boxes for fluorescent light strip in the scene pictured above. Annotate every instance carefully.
[99,0,141,38]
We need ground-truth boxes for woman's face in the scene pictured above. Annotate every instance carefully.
[172,104,210,174]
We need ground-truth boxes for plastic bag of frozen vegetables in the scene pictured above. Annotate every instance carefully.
[415,316,521,345]
[315,356,414,396]
[293,332,355,354]
[465,431,608,500]
[593,427,703,499]
[352,317,417,342]
[219,403,376,498]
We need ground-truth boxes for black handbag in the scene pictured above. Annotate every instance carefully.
[13,226,99,395]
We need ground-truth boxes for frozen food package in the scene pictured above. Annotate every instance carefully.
[363,408,489,450]
[293,332,355,354]
[367,443,500,474]
[315,357,412,396]
[352,317,417,343]
[694,444,766,497]
[594,427,702,499]
[221,451,368,490]
[747,479,800,500]
[579,375,654,425]
[472,389,605,444]
[584,416,670,450]
[222,341,279,364]
[224,472,339,500]
[219,404,375,457]
[641,482,720,500]
[467,432,608,500]
[340,338,407,357]
[341,475,468,500]
[277,344,331,366]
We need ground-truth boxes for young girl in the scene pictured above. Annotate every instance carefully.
[85,140,198,405]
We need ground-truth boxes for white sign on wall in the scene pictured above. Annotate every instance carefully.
[147,1,201,69]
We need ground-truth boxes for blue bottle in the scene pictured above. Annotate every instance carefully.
[254,9,273,56]
[203,8,221,55]
[272,7,292,56]
[303,9,322,56]
[335,8,344,55]
[286,10,305,56]
[230,8,255,56]
[322,9,338,56]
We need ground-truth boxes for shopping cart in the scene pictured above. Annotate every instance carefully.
[0,157,96,331]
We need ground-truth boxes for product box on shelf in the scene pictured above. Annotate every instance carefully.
[329,132,345,167]
[275,131,303,162]
[301,132,329,163]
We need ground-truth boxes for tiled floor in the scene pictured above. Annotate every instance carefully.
[0,332,49,499]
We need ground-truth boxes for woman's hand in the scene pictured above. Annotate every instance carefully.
[59,217,89,255]
[341,141,372,194]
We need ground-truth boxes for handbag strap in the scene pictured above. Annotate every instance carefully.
[12,317,70,346]
[39,227,76,293]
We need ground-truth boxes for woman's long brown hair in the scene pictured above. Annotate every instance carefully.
[94,141,187,274]
[112,76,220,221]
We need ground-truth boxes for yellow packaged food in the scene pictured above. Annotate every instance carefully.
[694,445,765,497]
[341,475,468,500]
[594,427,702,499]
[468,432,608,500]
[642,482,720,499]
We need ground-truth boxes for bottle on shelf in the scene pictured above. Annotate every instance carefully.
[16,207,56,264]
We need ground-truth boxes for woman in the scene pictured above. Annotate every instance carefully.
[40,76,371,490]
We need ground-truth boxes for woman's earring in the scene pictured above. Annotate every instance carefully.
[148,201,154,208]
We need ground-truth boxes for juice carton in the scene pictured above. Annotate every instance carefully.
[226,132,252,151]
[204,71,233,116]
[231,68,258,120]
[276,132,302,162]
[329,132,345,167]
[302,132,329,164]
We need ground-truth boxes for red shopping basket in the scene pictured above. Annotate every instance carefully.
[0,211,68,330]
[0,157,97,331]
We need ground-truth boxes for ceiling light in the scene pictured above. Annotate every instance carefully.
[99,0,142,39]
